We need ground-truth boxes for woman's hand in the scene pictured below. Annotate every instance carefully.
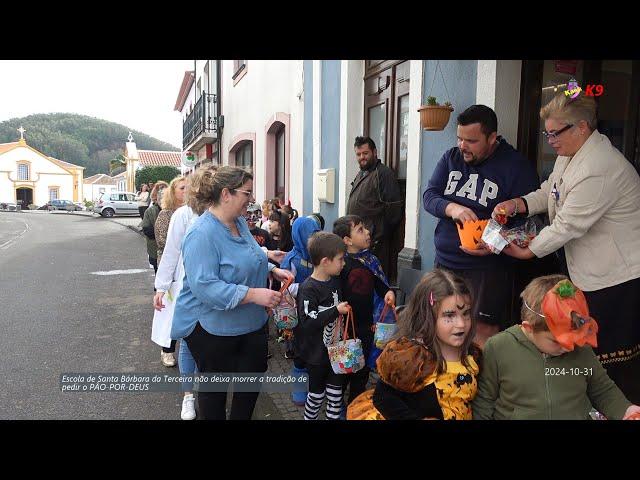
[460,240,492,256]
[153,291,166,311]
[272,268,295,285]
[246,288,283,308]
[267,250,286,263]
[502,243,535,260]
[623,405,640,420]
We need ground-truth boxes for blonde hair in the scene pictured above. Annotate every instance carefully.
[150,181,169,203]
[161,176,187,210]
[187,165,252,214]
[540,92,598,130]
[520,274,569,331]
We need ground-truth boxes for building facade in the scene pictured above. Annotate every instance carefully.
[0,136,84,207]
[177,59,640,281]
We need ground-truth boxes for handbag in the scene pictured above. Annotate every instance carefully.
[327,307,365,374]
[151,278,182,348]
[270,278,298,330]
[373,302,398,349]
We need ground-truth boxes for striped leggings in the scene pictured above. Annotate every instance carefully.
[304,364,344,420]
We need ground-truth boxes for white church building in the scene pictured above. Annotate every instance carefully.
[0,127,84,207]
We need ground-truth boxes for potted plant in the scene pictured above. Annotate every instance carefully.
[418,96,454,131]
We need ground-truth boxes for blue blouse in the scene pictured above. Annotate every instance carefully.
[171,211,270,338]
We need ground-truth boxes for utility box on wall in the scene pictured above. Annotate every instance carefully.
[316,168,335,203]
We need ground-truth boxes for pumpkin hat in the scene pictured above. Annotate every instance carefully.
[541,280,598,351]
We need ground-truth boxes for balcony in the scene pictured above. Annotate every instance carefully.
[183,92,218,151]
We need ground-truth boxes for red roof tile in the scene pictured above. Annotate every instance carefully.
[138,150,181,167]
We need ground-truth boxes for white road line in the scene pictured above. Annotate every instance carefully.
[0,219,30,250]
[90,269,151,276]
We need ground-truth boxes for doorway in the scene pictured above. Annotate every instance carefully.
[518,60,640,179]
[363,60,409,283]
[16,187,33,208]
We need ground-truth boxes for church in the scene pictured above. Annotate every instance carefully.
[0,127,84,208]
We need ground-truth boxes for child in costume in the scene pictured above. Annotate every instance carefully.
[297,232,350,420]
[347,269,481,420]
[472,274,640,420]
[333,215,395,405]
[280,216,322,405]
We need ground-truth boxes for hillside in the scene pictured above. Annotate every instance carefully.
[0,113,179,176]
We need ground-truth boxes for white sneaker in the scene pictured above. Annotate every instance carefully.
[160,351,176,367]
[181,394,196,420]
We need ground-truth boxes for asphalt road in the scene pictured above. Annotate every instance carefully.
[0,211,282,420]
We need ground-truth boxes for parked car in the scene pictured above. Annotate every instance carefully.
[47,200,82,212]
[0,202,19,211]
[73,202,87,211]
[93,191,139,217]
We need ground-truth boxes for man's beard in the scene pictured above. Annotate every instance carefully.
[359,158,375,170]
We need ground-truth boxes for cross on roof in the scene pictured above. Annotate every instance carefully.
[128,131,134,142]
[17,126,26,140]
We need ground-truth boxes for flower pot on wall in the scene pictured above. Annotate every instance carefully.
[418,104,454,131]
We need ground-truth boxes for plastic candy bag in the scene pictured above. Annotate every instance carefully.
[501,217,542,248]
[481,219,509,254]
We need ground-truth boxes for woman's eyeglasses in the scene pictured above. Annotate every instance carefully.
[233,189,254,199]
[542,124,573,142]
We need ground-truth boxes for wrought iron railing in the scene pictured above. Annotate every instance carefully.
[182,92,218,149]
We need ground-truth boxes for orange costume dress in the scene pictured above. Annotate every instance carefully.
[347,337,481,420]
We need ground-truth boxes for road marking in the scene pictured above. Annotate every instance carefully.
[90,269,151,276]
[0,218,30,250]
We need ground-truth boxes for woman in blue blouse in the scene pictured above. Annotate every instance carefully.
[171,166,294,420]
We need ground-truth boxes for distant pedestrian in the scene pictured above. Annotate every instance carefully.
[135,184,150,218]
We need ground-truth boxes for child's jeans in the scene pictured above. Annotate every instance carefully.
[179,339,198,393]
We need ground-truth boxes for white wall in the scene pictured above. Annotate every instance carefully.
[338,60,365,216]
[83,183,117,202]
[0,146,74,205]
[476,60,522,146]
[220,60,304,206]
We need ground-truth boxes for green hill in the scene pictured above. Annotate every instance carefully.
[0,113,179,177]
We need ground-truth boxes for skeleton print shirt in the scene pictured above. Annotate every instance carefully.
[295,276,343,366]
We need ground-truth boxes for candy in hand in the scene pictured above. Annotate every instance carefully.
[495,207,508,225]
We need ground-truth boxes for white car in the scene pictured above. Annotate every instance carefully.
[93,191,139,217]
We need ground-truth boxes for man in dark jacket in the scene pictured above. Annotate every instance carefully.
[346,136,403,281]
[423,105,540,346]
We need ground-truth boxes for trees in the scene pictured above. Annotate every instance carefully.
[135,166,181,190]
[109,154,126,174]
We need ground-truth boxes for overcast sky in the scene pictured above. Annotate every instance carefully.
[0,60,194,149]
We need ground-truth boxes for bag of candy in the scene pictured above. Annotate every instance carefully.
[481,219,509,254]
[501,217,542,248]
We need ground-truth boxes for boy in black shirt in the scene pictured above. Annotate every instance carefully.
[296,232,350,420]
[334,215,395,404]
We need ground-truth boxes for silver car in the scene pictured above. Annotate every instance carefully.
[93,191,139,217]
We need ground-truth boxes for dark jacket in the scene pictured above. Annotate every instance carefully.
[347,159,403,244]
[141,203,161,259]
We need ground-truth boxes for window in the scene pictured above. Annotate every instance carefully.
[126,194,136,201]
[233,60,246,78]
[99,187,105,194]
[233,60,248,85]
[275,127,286,202]
[49,188,59,201]
[18,163,30,181]
[236,142,253,169]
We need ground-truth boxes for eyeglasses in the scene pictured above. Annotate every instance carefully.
[542,124,573,142]
[233,189,254,199]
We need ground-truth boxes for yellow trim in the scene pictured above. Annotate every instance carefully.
[0,143,77,175]
[14,185,34,205]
